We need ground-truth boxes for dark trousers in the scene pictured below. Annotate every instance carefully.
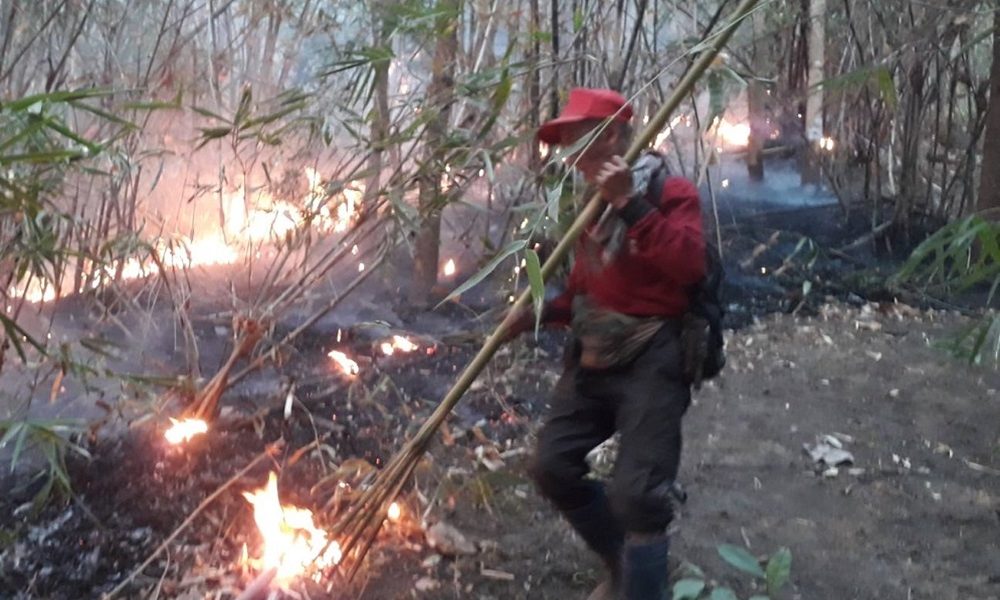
[530,322,690,534]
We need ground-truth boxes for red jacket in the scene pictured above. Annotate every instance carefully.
[545,176,706,325]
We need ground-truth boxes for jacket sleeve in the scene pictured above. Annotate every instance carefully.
[615,175,706,286]
[542,251,584,326]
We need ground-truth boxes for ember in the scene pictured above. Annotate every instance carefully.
[443,258,456,277]
[327,350,360,376]
[387,501,402,523]
[381,335,419,356]
[242,472,342,585]
[164,418,208,445]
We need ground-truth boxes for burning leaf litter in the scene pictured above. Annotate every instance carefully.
[241,472,343,585]
[327,350,360,376]
[164,418,209,445]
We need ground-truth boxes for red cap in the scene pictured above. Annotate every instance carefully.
[537,88,634,145]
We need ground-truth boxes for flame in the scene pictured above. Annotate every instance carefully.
[387,502,401,522]
[9,169,363,303]
[241,472,342,584]
[164,418,208,445]
[7,280,57,304]
[715,119,751,147]
[820,136,836,152]
[381,335,419,356]
[443,259,456,277]
[327,350,360,376]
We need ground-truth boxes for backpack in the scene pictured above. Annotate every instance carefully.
[644,156,726,388]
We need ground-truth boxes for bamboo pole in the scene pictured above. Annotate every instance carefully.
[328,0,762,578]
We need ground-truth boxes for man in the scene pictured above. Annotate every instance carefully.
[504,88,706,599]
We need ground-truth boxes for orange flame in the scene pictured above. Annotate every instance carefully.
[241,472,342,584]
[387,501,402,522]
[327,350,360,376]
[164,418,208,445]
[715,118,751,147]
[381,335,419,356]
[8,169,363,304]
[443,259,456,277]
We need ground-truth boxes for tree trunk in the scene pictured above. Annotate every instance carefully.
[977,6,1000,215]
[747,81,766,181]
[367,0,391,212]
[409,0,460,306]
[801,0,825,185]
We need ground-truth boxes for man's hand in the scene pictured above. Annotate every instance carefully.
[594,156,633,209]
[498,305,535,343]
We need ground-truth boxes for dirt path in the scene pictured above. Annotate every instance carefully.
[359,303,1000,600]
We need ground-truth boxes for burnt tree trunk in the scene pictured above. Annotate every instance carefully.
[747,80,767,181]
[409,0,459,306]
[978,5,1000,215]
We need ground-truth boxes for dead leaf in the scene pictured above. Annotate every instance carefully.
[425,521,477,556]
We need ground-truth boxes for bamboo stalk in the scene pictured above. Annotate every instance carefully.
[328,0,762,578]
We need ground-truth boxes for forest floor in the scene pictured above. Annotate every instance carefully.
[3,300,999,600]
[2,180,999,599]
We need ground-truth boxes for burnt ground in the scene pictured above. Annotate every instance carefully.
[2,190,1000,599]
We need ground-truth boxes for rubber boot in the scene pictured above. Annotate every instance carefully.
[622,535,670,600]
[561,482,625,587]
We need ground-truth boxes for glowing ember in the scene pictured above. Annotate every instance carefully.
[387,502,402,522]
[327,350,360,376]
[242,472,342,584]
[443,259,456,277]
[381,335,419,356]
[715,118,751,147]
[164,418,208,445]
[820,136,836,152]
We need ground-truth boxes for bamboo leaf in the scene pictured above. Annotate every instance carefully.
[525,249,544,335]
[442,240,527,304]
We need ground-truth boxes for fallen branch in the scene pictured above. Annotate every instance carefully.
[323,0,764,580]
[101,444,280,600]
[186,315,266,421]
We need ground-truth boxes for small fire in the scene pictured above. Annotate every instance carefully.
[381,335,419,356]
[819,136,836,152]
[242,472,343,584]
[327,350,360,376]
[443,259,456,277]
[164,418,208,445]
[8,168,364,304]
[715,118,751,147]
[387,501,402,522]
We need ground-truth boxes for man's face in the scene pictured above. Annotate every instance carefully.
[558,120,623,184]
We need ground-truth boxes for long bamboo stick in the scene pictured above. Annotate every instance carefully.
[330,0,762,576]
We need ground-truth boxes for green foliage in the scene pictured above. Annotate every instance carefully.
[893,216,1000,368]
[671,545,793,600]
[718,544,767,578]
[813,65,898,109]
[193,87,315,150]
[525,249,544,334]
[0,418,90,510]
[892,215,1000,297]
